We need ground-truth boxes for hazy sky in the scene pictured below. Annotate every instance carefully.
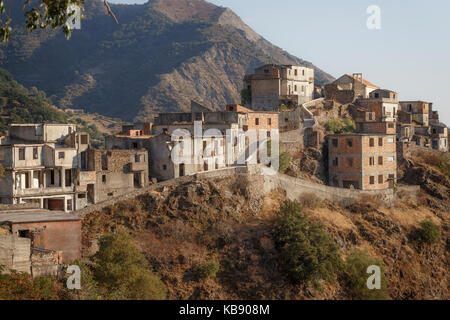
[110,0,450,125]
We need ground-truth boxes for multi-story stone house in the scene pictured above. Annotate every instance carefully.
[0,124,94,211]
[430,124,448,152]
[325,73,379,104]
[0,124,150,211]
[328,112,397,191]
[356,89,399,123]
[106,102,279,181]
[399,101,431,127]
[86,148,149,203]
[243,64,314,110]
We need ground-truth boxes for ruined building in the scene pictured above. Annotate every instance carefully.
[106,102,279,181]
[324,73,379,104]
[0,209,81,277]
[243,64,314,110]
[0,124,94,211]
[0,124,149,211]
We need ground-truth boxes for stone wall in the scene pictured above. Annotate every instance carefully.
[0,235,31,274]
[261,168,395,206]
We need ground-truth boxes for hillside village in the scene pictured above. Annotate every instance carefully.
[0,64,449,299]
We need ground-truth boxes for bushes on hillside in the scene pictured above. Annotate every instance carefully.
[273,200,343,286]
[279,152,291,172]
[325,118,355,134]
[0,266,60,300]
[344,250,388,300]
[298,192,322,209]
[197,259,220,279]
[93,232,167,300]
[413,220,441,246]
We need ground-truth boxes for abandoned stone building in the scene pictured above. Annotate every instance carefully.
[0,123,149,211]
[86,148,149,203]
[0,209,81,277]
[399,101,431,126]
[396,101,448,152]
[0,124,94,211]
[243,64,315,110]
[356,89,399,123]
[106,102,280,181]
[325,73,379,104]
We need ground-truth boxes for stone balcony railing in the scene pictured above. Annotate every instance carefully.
[14,186,75,196]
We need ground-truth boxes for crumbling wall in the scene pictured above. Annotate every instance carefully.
[0,235,31,274]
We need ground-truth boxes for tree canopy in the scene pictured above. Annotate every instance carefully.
[0,0,117,42]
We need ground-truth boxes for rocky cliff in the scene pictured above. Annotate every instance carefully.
[0,0,334,121]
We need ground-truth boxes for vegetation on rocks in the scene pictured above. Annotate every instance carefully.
[413,220,441,246]
[325,118,355,134]
[273,200,343,287]
[344,250,388,300]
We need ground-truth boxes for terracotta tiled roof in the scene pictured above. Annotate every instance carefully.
[346,74,379,88]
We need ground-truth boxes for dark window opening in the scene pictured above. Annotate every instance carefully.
[346,139,353,148]
[370,176,375,185]
[33,147,38,160]
[19,148,25,160]
[369,138,375,147]
[332,139,338,147]
[102,175,106,183]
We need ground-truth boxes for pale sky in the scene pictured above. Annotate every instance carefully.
[110,0,450,125]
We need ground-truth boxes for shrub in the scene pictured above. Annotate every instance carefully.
[414,220,440,245]
[273,200,343,286]
[0,266,60,300]
[325,118,355,134]
[344,250,388,300]
[298,192,322,209]
[198,259,220,279]
[93,232,167,300]
[279,152,291,172]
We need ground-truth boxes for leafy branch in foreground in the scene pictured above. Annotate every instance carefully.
[0,0,118,42]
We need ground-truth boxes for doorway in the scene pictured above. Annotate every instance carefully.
[179,163,185,177]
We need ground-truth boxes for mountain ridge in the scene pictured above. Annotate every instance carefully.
[0,0,334,121]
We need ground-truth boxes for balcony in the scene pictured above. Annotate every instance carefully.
[14,186,75,197]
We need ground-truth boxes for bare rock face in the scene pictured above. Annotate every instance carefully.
[402,161,450,211]
[1,0,334,121]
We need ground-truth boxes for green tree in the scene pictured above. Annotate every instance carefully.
[93,232,167,300]
[414,220,441,246]
[0,0,118,42]
[273,200,343,286]
[344,250,388,300]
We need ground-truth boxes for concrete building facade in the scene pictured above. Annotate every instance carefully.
[0,124,94,211]
[106,102,280,181]
[243,64,314,110]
